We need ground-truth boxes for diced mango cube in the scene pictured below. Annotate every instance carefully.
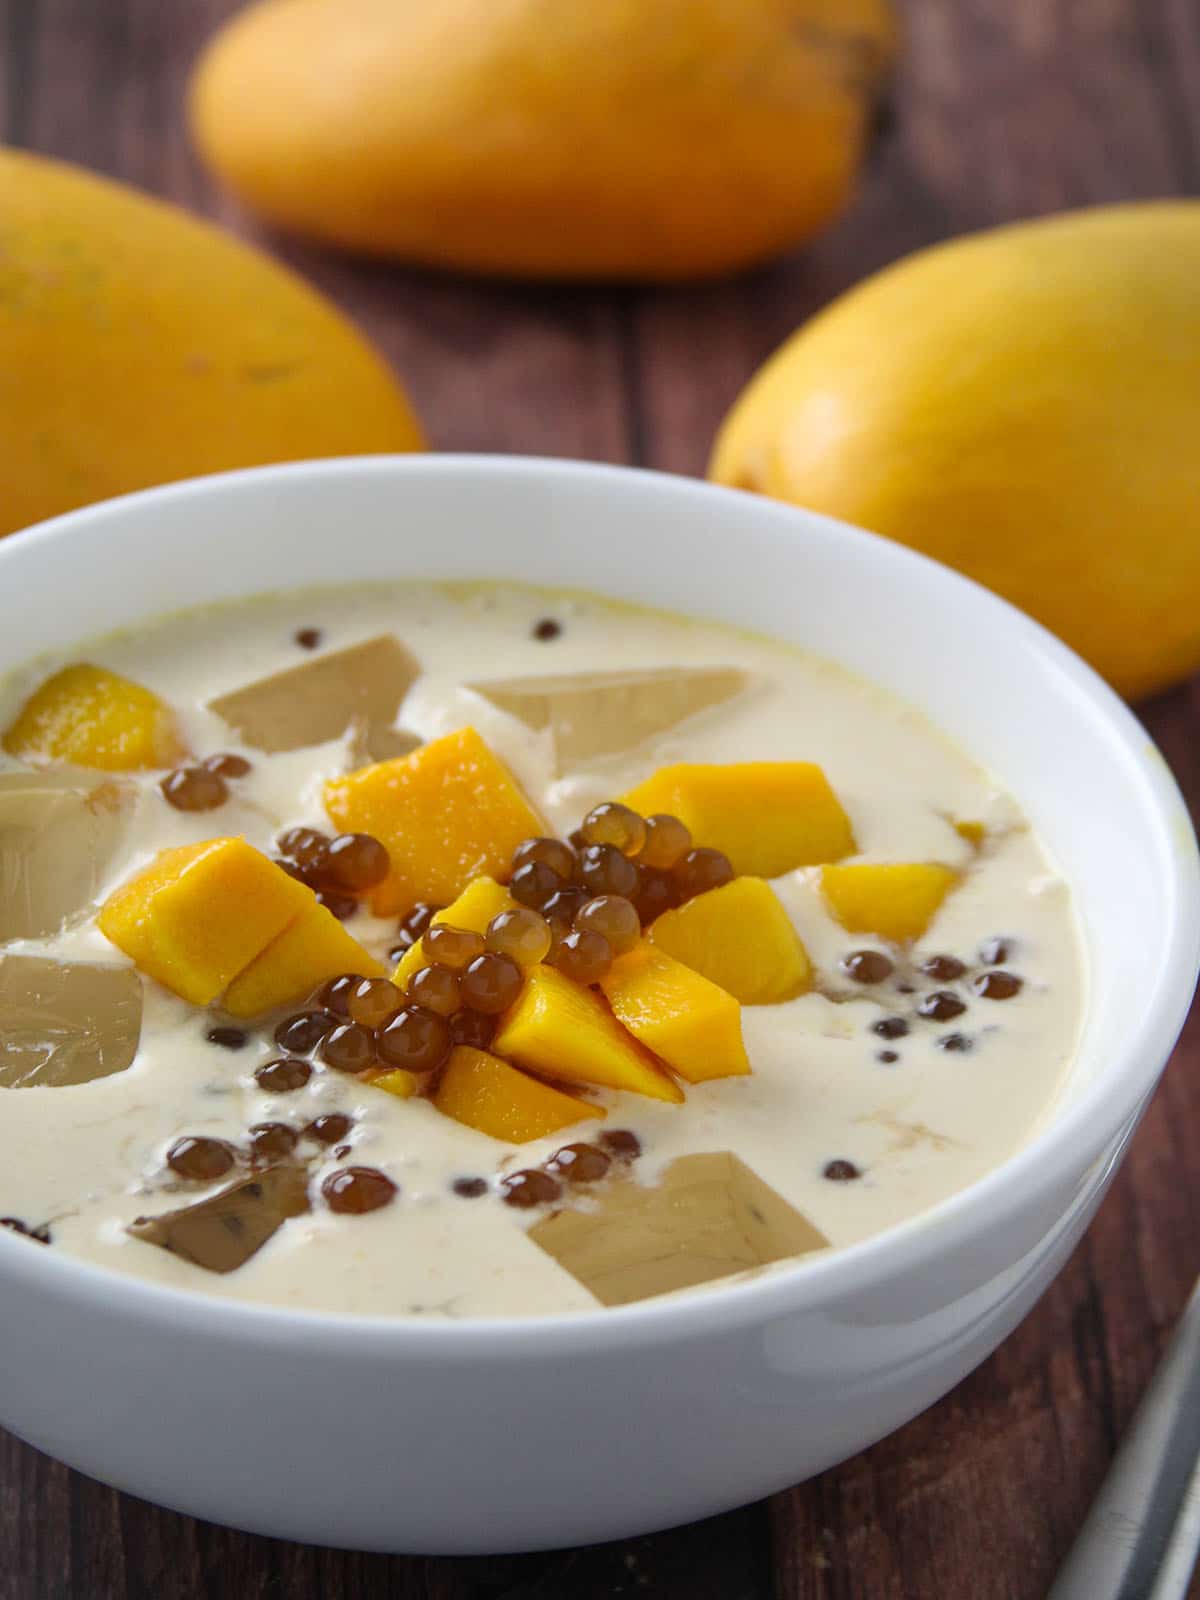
[492,965,684,1103]
[98,837,315,1005]
[223,903,385,1018]
[392,875,516,989]
[600,943,750,1083]
[433,1046,602,1142]
[621,761,855,877]
[369,1067,421,1100]
[3,663,186,771]
[324,726,545,916]
[648,876,811,1004]
[820,862,959,943]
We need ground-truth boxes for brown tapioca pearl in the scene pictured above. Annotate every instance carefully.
[920,954,967,982]
[577,843,639,900]
[581,802,647,858]
[486,908,553,969]
[304,1113,354,1146]
[318,832,390,893]
[255,1057,312,1093]
[823,1159,861,1182]
[274,858,308,883]
[917,991,967,1022]
[316,973,359,1018]
[542,886,587,931]
[205,1025,248,1050]
[377,1006,452,1073]
[567,828,587,853]
[247,1122,300,1162]
[332,1145,353,1160]
[551,929,613,984]
[510,859,566,910]
[161,766,228,813]
[638,813,693,871]
[277,827,331,868]
[500,1169,562,1208]
[347,977,403,1029]
[407,963,462,1017]
[398,902,439,942]
[546,1143,612,1183]
[424,923,486,970]
[599,1129,642,1160]
[841,950,894,984]
[632,866,679,926]
[167,1136,237,1182]
[972,971,1023,1000]
[938,1032,973,1052]
[877,1050,900,1064]
[319,1022,377,1074]
[512,836,577,881]
[575,894,640,954]
[449,1009,497,1050]
[672,847,735,902]
[295,627,322,650]
[871,1016,909,1040]
[322,1166,397,1215]
[894,981,917,995]
[979,936,1013,966]
[316,890,359,922]
[202,752,252,779]
[274,1010,335,1054]
[460,953,524,1015]
[388,939,413,964]
[532,618,562,642]
[452,1176,489,1199]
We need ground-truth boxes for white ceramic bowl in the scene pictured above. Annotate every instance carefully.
[0,457,1196,1553]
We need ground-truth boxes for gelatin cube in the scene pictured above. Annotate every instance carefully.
[528,1151,827,1306]
[468,666,748,771]
[209,634,419,758]
[0,770,131,941]
[0,956,142,1088]
[127,1164,310,1273]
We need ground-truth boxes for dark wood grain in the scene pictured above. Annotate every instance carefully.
[2,2,1199,1596]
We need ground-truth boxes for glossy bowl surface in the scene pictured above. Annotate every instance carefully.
[0,457,1195,1552]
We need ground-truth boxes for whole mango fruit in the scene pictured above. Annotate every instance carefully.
[188,0,897,283]
[710,203,1200,701]
[0,148,423,538]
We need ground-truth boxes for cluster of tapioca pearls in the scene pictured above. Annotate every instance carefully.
[272,825,391,920]
[160,752,254,813]
[842,936,1023,1058]
[491,1128,643,1209]
[163,1123,397,1217]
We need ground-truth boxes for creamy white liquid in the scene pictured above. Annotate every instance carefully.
[0,583,1085,1316]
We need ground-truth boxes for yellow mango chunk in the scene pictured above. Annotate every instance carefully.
[493,965,683,1104]
[98,837,315,1005]
[3,663,186,771]
[820,862,959,944]
[433,1045,602,1143]
[392,875,516,989]
[223,903,384,1018]
[324,726,545,916]
[955,819,986,848]
[600,943,750,1083]
[649,876,811,1005]
[369,1067,421,1100]
[621,761,854,878]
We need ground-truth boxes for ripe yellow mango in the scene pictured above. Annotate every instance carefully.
[649,877,811,1004]
[0,148,422,540]
[98,837,314,1005]
[622,762,854,878]
[392,876,516,990]
[600,944,750,1084]
[3,664,186,771]
[325,728,545,917]
[820,862,958,943]
[433,1046,602,1144]
[369,1068,421,1101]
[189,0,896,282]
[223,904,385,1019]
[493,966,683,1104]
[710,203,1200,700]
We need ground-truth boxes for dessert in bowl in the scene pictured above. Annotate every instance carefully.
[0,456,1194,1551]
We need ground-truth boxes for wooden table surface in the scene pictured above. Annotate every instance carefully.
[3,2,1200,1595]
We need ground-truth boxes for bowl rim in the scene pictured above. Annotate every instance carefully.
[1,453,1196,1355]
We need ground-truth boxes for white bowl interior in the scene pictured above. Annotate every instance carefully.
[0,455,1195,1203]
